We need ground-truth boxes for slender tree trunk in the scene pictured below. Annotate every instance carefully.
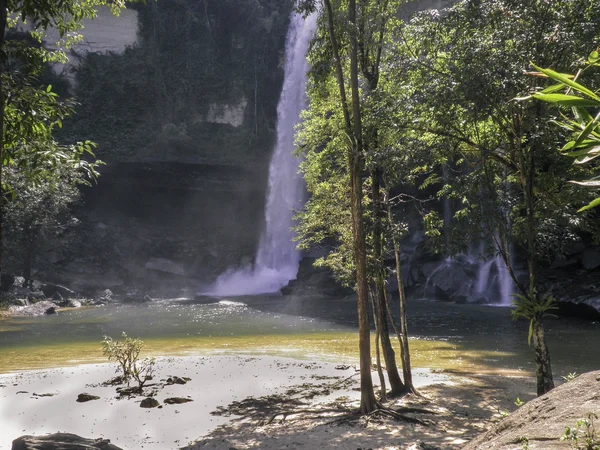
[369,287,387,402]
[323,0,375,413]
[386,199,415,393]
[531,316,554,396]
[515,113,554,395]
[372,170,405,395]
[349,0,376,414]
[0,0,7,280]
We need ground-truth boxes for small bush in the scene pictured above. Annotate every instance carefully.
[101,332,155,390]
[562,413,600,450]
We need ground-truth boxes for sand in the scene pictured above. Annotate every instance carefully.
[0,355,535,450]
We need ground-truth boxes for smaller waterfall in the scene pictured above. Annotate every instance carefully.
[205,13,316,297]
[474,256,514,306]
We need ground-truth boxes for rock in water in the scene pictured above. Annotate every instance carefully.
[12,433,122,449]
[464,370,600,449]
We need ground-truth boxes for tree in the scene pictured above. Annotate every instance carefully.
[296,0,377,413]
[386,0,600,396]
[0,0,141,279]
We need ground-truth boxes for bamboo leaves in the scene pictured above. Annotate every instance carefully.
[529,51,600,211]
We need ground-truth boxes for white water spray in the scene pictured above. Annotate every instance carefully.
[206,13,316,296]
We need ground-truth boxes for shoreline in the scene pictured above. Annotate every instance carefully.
[0,354,536,450]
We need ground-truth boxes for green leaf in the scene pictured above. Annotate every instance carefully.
[575,153,600,164]
[571,112,600,150]
[578,197,600,212]
[532,63,600,100]
[532,93,600,107]
[572,107,594,126]
[569,180,600,187]
[589,50,600,64]
[540,83,566,94]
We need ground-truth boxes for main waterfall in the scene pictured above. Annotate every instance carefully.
[207,13,316,296]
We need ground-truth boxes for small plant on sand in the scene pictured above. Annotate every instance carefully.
[101,332,155,390]
[561,413,600,450]
[515,397,525,408]
[519,436,530,450]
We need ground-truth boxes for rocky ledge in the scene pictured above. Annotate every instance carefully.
[465,370,600,449]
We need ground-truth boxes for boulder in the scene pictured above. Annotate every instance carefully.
[76,393,100,402]
[40,283,76,299]
[582,248,600,271]
[27,291,46,302]
[140,397,160,408]
[64,299,82,308]
[164,397,193,404]
[123,294,152,304]
[8,301,59,316]
[1,274,15,291]
[12,433,122,449]
[464,370,600,449]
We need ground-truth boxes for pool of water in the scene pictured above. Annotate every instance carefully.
[1,295,598,376]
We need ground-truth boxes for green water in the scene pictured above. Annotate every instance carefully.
[1,295,598,376]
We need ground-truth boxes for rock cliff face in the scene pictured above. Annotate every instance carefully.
[41,1,294,291]
[465,371,600,449]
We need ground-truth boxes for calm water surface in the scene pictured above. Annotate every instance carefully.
[0,295,598,376]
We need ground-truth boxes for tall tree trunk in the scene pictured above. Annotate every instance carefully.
[531,316,554,396]
[349,0,376,414]
[323,0,375,413]
[372,170,405,396]
[0,0,7,280]
[386,199,415,393]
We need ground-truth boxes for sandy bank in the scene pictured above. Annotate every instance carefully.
[0,355,535,450]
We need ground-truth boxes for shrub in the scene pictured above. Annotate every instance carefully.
[101,332,155,389]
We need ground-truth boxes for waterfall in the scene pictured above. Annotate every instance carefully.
[206,13,316,297]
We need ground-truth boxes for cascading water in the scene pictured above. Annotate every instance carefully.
[206,13,316,296]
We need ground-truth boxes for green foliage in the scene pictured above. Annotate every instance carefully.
[563,372,580,383]
[528,50,600,212]
[4,162,82,280]
[562,413,600,450]
[515,397,525,408]
[512,294,557,345]
[101,333,155,389]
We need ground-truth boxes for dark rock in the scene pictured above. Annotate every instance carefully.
[1,274,15,291]
[166,376,188,385]
[164,397,193,404]
[12,433,122,449]
[8,301,59,317]
[123,294,152,304]
[464,370,600,449]
[140,397,160,408]
[280,257,352,297]
[27,291,46,302]
[64,299,82,308]
[40,283,76,299]
[76,393,100,402]
[582,248,600,271]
